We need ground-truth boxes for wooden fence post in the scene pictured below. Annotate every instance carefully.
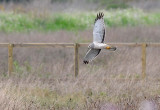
[74,43,79,77]
[142,43,146,79]
[8,44,13,76]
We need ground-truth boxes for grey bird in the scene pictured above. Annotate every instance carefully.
[83,12,116,64]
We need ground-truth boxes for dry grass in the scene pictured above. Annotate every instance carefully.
[0,67,160,109]
[0,26,160,109]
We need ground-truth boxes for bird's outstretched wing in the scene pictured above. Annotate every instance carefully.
[83,48,101,64]
[83,12,105,64]
[93,12,105,43]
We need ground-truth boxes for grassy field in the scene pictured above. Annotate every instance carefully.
[0,70,159,109]
[0,7,160,109]
[0,26,160,109]
[0,9,160,32]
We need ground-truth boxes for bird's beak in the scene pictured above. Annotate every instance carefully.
[106,46,116,51]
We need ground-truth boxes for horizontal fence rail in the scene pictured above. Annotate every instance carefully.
[0,42,160,78]
[0,43,9,47]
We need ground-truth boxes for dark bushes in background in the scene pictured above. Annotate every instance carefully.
[88,0,130,9]
[51,0,73,3]
[0,0,31,3]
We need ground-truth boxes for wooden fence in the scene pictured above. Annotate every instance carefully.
[1,43,160,78]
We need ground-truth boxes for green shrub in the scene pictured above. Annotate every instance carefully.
[106,3,129,9]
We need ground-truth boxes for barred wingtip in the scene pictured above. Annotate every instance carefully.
[95,12,104,23]
[83,60,89,64]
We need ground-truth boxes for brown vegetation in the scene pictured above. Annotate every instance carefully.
[0,26,159,109]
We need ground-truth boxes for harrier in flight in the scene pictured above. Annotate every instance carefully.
[83,12,116,64]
